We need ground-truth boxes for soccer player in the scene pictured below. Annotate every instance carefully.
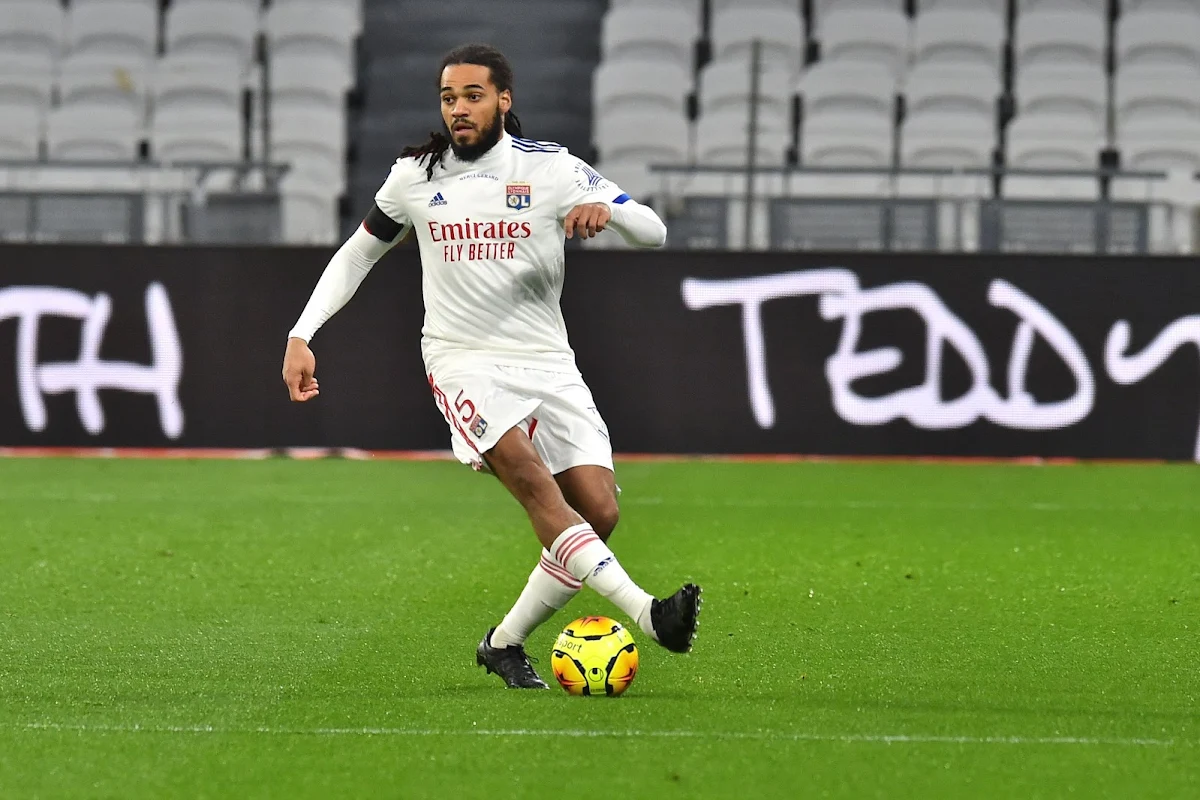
[281,44,701,689]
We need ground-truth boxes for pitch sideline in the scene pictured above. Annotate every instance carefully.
[6,721,1183,748]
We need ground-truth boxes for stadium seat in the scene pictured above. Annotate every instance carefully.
[164,1,260,69]
[57,53,148,111]
[904,62,1001,118]
[280,173,339,244]
[594,108,690,167]
[65,1,157,63]
[593,59,691,119]
[0,103,42,160]
[698,59,794,131]
[600,7,699,66]
[810,0,907,34]
[46,103,140,161]
[1013,64,1107,133]
[801,119,894,167]
[0,60,54,111]
[1015,0,1107,16]
[1004,113,1104,199]
[612,0,701,18]
[696,111,791,165]
[917,0,1006,11]
[801,60,896,122]
[817,7,911,73]
[70,0,158,7]
[1006,113,1104,169]
[267,0,362,35]
[912,7,1005,71]
[265,2,358,90]
[1117,117,1200,170]
[153,60,243,117]
[900,110,995,167]
[800,62,895,166]
[269,52,351,110]
[1115,9,1200,71]
[1120,0,1199,8]
[152,105,243,163]
[710,6,806,75]
[1013,10,1107,70]
[1015,0,1106,15]
[270,107,347,189]
[0,1,64,72]
[712,0,795,7]
[1114,65,1200,137]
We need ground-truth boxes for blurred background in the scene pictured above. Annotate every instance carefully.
[2,0,1198,254]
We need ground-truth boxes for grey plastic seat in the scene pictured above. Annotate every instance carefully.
[1013,64,1107,133]
[594,58,691,118]
[58,53,148,111]
[913,7,1005,71]
[711,6,805,75]
[0,1,64,72]
[1115,8,1200,71]
[153,104,243,163]
[0,103,42,160]
[0,58,54,110]
[47,103,141,161]
[602,6,699,66]
[165,0,260,69]
[66,1,157,63]
[819,7,911,73]
[1013,9,1107,70]
[900,110,996,167]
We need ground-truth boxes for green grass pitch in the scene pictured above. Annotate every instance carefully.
[1,457,1197,798]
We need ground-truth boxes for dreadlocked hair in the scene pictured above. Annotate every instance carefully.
[400,44,525,181]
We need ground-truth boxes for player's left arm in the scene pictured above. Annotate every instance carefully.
[555,153,667,247]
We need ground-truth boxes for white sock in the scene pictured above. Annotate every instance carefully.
[550,523,656,640]
[490,550,581,648]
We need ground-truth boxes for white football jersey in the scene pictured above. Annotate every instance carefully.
[372,132,646,373]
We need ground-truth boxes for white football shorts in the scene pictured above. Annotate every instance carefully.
[426,361,614,476]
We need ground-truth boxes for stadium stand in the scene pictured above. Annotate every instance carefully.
[580,0,1200,253]
[3,0,1200,252]
[0,0,363,244]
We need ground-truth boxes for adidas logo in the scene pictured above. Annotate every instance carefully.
[428,192,447,207]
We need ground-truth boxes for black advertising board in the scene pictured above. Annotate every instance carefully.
[2,245,1198,461]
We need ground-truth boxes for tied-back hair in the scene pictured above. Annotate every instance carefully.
[401,43,524,181]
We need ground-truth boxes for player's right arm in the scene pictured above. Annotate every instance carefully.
[282,161,415,402]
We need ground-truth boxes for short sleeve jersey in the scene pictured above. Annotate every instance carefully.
[372,132,630,373]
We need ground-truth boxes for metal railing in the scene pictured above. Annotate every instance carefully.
[0,160,289,245]
[644,162,1192,254]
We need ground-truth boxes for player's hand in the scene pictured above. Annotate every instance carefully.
[563,203,611,240]
[282,337,320,402]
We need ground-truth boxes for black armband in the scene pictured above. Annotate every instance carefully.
[363,203,405,243]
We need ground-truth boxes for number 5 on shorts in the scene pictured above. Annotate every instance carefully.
[455,390,476,423]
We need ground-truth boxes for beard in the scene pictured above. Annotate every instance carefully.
[448,108,504,162]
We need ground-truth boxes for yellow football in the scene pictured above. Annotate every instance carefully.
[551,616,639,697]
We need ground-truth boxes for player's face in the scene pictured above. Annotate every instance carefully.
[440,64,511,156]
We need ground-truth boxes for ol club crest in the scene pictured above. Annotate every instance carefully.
[506,183,531,212]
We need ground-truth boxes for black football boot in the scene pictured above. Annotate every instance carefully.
[476,628,550,689]
[650,583,703,653]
